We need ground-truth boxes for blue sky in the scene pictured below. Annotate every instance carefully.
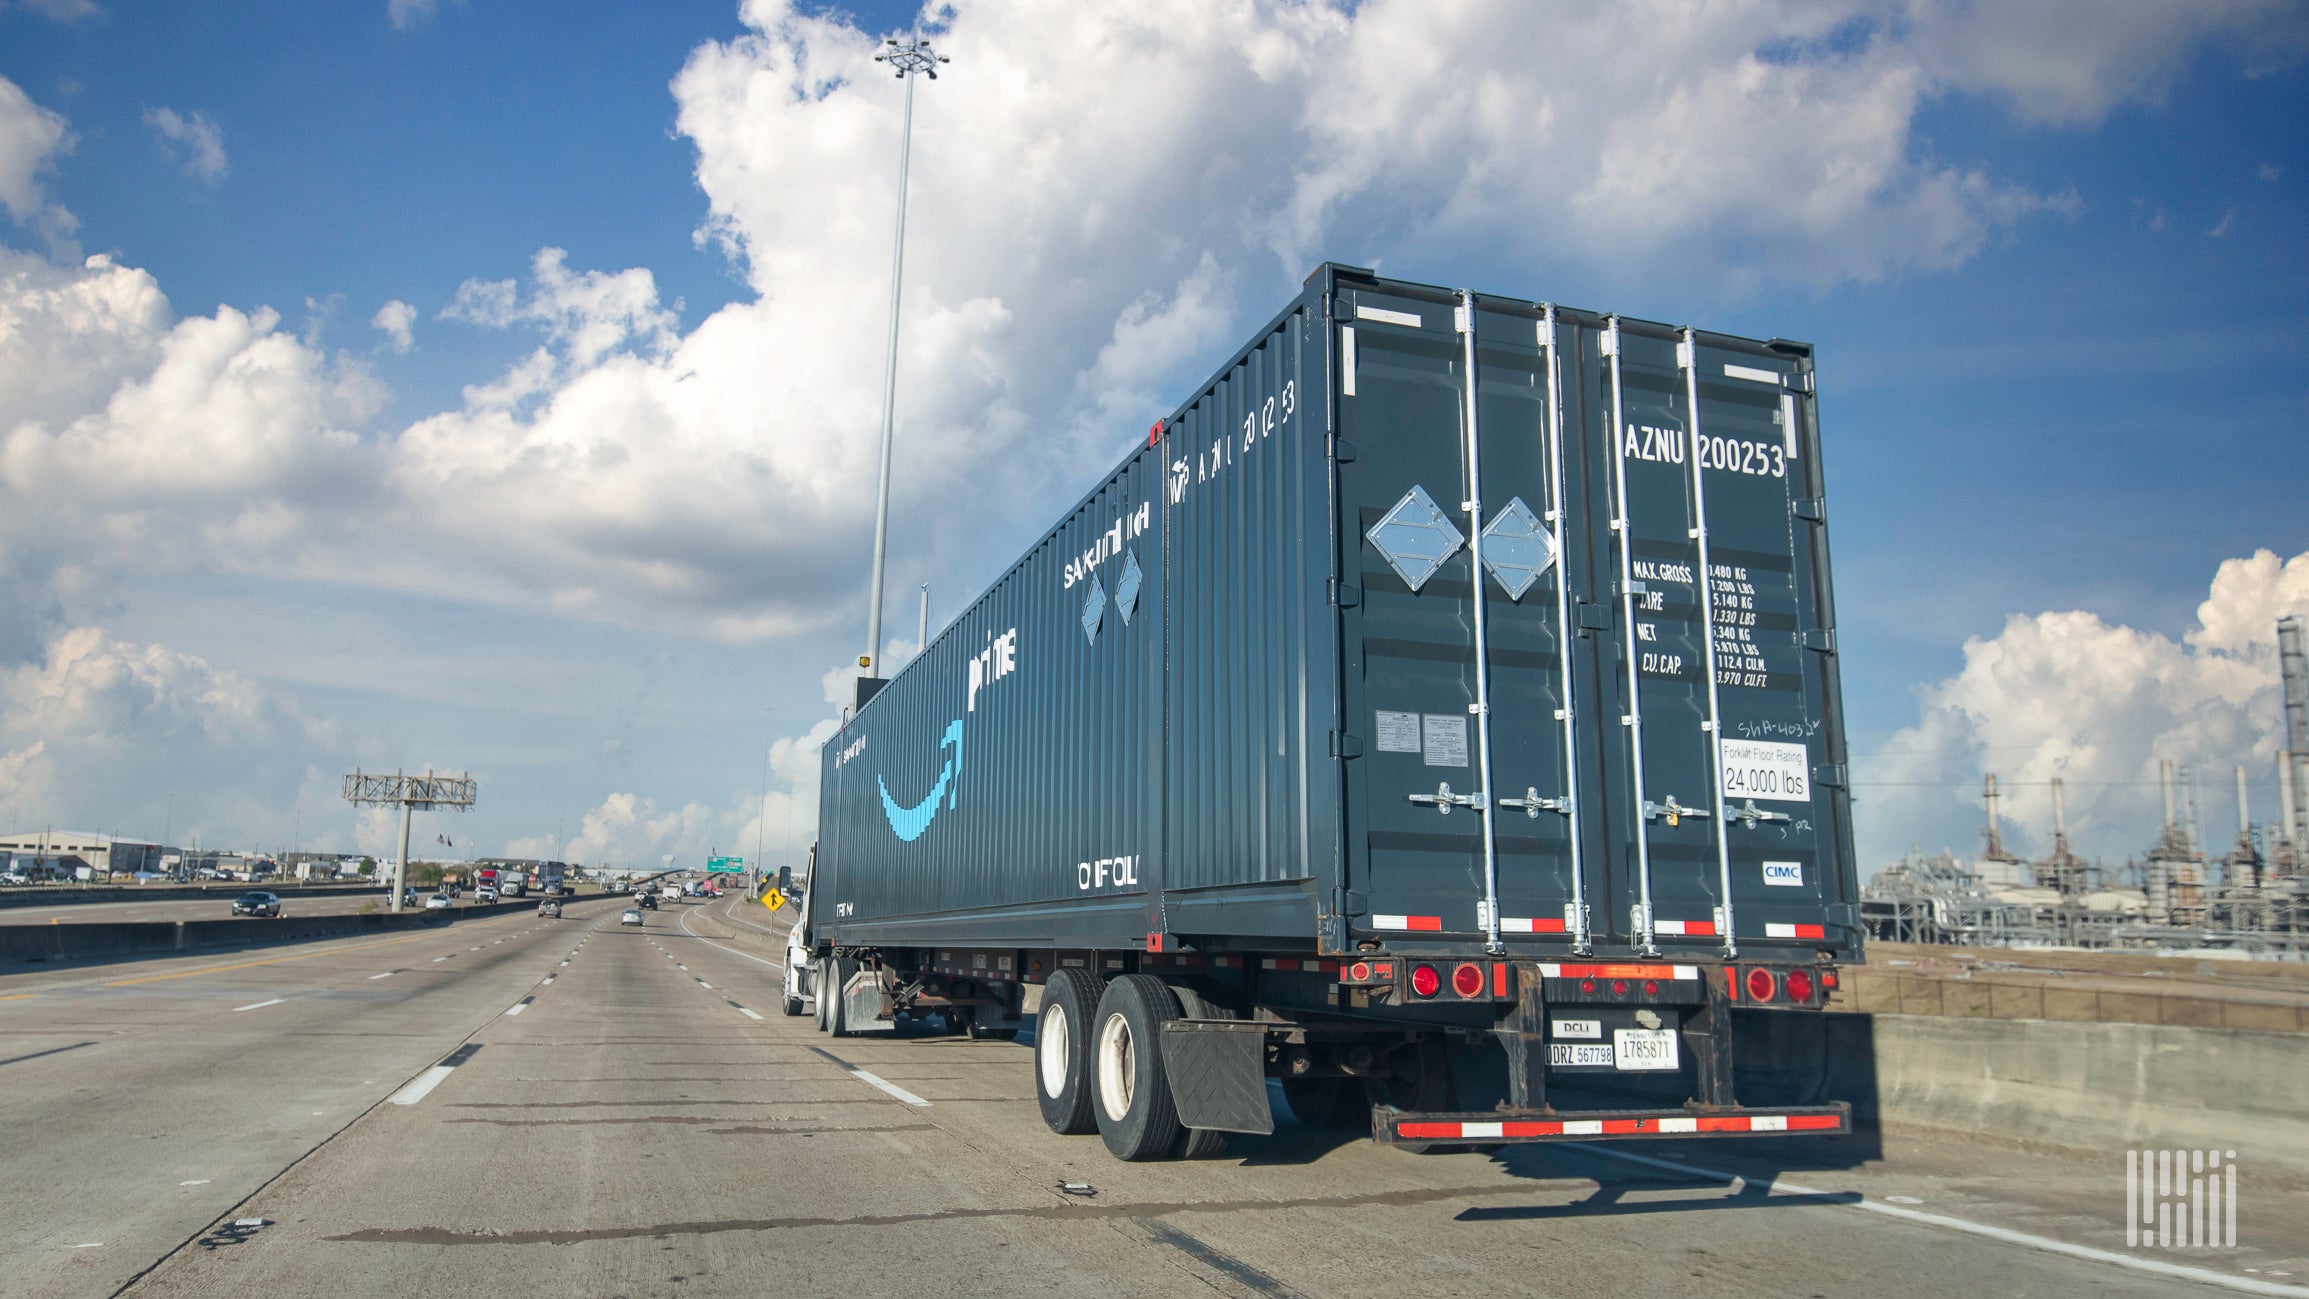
[0,0,2304,875]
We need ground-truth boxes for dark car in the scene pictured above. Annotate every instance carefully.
[231,891,283,918]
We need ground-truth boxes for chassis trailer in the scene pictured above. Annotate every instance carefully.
[794,264,1860,1160]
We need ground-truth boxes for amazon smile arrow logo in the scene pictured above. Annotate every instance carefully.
[878,717,964,842]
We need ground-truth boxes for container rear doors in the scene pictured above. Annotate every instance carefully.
[1579,319,1849,958]
[1334,286,1586,949]
[1332,279,1853,960]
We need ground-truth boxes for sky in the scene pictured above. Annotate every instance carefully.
[0,0,2304,880]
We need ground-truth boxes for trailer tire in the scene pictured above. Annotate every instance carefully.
[1091,974,1187,1161]
[1034,968,1101,1135]
[1367,1033,1454,1153]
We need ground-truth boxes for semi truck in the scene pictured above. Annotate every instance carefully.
[788,264,1860,1161]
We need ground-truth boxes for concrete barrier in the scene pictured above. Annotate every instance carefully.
[0,897,617,968]
[1735,1007,2309,1183]
[0,883,384,911]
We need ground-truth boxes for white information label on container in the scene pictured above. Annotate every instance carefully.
[1718,738,1810,803]
[1550,1018,1602,1040]
[1375,711,1423,754]
[1422,714,1469,768]
[1762,860,1804,887]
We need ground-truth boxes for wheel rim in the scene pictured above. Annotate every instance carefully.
[1096,1011,1135,1122]
[1038,1002,1070,1098]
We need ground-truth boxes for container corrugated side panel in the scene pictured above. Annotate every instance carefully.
[818,443,1165,948]
[1158,301,1326,938]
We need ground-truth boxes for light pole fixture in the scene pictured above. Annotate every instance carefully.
[860,33,948,694]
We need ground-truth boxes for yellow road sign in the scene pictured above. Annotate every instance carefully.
[762,888,785,913]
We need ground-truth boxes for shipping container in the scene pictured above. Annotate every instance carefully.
[799,264,1859,1160]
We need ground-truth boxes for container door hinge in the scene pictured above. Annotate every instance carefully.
[1793,370,1816,394]
[1335,889,1369,919]
[1801,628,1837,654]
[1328,580,1360,608]
[1792,498,1825,523]
[1814,763,1849,789]
[1330,731,1363,759]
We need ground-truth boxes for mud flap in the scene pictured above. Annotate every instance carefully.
[1157,1019,1275,1135]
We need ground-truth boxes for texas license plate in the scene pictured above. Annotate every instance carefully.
[1613,1028,1679,1071]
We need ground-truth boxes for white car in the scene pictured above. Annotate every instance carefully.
[423,893,454,910]
[619,907,645,926]
[474,886,498,903]
[0,871,28,886]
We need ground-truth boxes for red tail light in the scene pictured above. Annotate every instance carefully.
[1579,978,1598,994]
[1410,964,1441,998]
[1610,979,1629,997]
[1642,979,1661,997]
[1349,961,1371,982]
[1746,967,1777,1002]
[1784,969,1815,1002]
[1451,963,1484,998]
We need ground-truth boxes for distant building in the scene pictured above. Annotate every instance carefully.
[0,831,167,877]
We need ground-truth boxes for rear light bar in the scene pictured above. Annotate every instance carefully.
[1344,958,1515,1002]
[1377,1103,1851,1146]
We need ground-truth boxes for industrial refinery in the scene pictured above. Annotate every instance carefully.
[1865,615,2309,959]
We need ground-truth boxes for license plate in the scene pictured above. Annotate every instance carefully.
[1614,1028,1679,1071]
[1548,1043,1614,1068]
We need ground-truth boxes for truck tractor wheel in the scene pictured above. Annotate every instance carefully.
[781,985,805,1018]
[813,958,832,1032]
[825,959,852,1037]
[1034,968,1101,1135]
[1090,974,1187,1161]
[1280,1076,1367,1131]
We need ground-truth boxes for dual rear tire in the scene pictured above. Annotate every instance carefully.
[1035,973,1227,1161]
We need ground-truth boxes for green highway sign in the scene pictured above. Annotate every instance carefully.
[705,856,744,874]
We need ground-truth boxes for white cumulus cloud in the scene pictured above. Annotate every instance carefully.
[0,76,76,256]
[143,106,229,183]
[371,299,416,353]
[1860,550,2309,872]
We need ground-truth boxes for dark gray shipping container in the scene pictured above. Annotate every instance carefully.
[817,264,1858,967]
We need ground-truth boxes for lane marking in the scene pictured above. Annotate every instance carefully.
[71,1243,102,1249]
[805,1046,931,1107]
[368,972,395,980]
[1570,1145,2309,1299]
[179,1179,210,1186]
[388,1043,483,1106]
[735,1006,765,1021]
[432,957,449,963]
[0,993,35,1001]
[101,927,461,987]
[388,1065,456,1106]
[505,1004,528,1016]
[232,999,285,1013]
[696,980,712,989]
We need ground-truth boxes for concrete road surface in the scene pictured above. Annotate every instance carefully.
[5,894,2301,1299]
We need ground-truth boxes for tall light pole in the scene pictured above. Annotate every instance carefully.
[861,33,948,685]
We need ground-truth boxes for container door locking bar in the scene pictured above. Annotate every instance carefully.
[1641,795,1710,825]
[1729,799,1791,829]
[1495,787,1570,818]
[1407,782,1486,815]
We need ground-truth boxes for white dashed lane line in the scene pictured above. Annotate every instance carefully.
[368,971,395,980]
[232,999,284,1013]
[388,1043,482,1106]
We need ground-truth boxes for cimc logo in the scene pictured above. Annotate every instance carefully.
[2126,1149,2236,1248]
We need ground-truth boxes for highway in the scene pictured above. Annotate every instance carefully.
[3,894,2300,1299]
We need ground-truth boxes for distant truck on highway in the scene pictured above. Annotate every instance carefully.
[790,267,1861,1162]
